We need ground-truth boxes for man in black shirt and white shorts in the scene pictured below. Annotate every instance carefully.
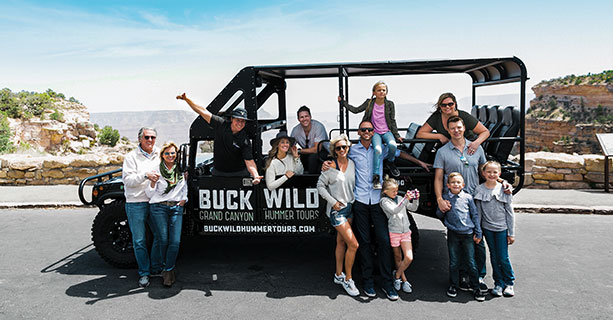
[176,93,263,184]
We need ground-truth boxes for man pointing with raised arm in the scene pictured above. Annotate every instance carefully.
[176,93,262,184]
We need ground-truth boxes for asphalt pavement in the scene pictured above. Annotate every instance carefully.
[0,185,611,214]
[1,207,612,319]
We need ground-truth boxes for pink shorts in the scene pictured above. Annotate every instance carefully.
[389,231,412,247]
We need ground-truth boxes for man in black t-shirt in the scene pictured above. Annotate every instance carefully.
[176,93,263,184]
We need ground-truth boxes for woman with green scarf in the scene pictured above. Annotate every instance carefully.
[146,141,187,287]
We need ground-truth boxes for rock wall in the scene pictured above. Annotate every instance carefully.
[526,119,612,154]
[527,83,613,154]
[7,99,97,154]
[0,153,124,185]
[518,152,613,189]
[2,151,611,190]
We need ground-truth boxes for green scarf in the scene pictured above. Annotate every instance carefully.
[160,162,182,194]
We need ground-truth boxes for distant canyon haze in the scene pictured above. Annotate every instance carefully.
[90,94,532,145]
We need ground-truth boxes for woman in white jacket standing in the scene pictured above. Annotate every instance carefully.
[316,134,359,297]
[146,141,187,287]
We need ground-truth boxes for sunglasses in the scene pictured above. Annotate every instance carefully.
[359,127,374,132]
[440,102,455,108]
[460,155,469,167]
[144,136,156,140]
[335,145,348,151]
[164,152,176,156]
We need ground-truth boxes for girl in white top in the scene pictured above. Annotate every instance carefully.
[316,134,359,297]
[265,131,304,190]
[145,142,187,287]
[380,177,419,293]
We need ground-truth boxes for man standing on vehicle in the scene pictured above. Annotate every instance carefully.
[122,127,163,288]
[177,93,263,183]
[290,105,328,173]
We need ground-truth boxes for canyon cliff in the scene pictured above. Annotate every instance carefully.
[527,71,613,154]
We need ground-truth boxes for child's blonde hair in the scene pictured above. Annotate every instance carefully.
[382,177,399,196]
[448,172,464,182]
[365,81,389,114]
[481,160,502,172]
[372,80,388,94]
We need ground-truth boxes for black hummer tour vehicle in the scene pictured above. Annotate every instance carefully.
[79,57,528,268]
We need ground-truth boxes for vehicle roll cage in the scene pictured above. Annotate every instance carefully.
[187,57,527,189]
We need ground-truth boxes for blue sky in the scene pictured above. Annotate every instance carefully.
[1,0,611,117]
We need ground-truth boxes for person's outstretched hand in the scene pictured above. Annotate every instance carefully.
[176,93,187,100]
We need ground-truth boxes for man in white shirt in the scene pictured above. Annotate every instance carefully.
[290,105,328,173]
[122,127,162,288]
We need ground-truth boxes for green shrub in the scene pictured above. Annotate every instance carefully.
[0,88,73,119]
[50,109,64,121]
[99,125,120,147]
[0,114,14,154]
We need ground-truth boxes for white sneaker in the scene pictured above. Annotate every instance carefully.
[393,278,402,291]
[503,285,515,297]
[342,279,360,297]
[402,281,413,293]
[491,285,503,297]
[333,272,346,285]
[138,275,150,288]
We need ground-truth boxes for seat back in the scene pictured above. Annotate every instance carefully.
[490,106,520,163]
[404,122,437,163]
[404,122,421,154]
[471,105,479,118]
[478,105,490,128]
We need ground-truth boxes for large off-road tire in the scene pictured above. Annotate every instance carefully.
[91,200,137,268]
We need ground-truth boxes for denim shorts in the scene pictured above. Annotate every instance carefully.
[329,203,353,227]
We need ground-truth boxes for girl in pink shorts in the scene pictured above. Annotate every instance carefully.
[380,178,420,293]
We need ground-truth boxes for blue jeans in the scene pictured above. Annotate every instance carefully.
[460,238,487,280]
[125,202,162,277]
[483,229,515,287]
[150,203,184,272]
[353,201,393,289]
[372,131,397,174]
[447,230,479,288]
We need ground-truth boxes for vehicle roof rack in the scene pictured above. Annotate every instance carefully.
[253,57,526,87]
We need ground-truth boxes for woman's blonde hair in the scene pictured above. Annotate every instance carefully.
[329,134,351,158]
[159,141,179,162]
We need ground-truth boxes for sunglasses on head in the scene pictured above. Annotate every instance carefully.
[335,145,348,151]
[440,102,455,108]
[164,151,176,156]
[144,135,156,140]
[359,127,374,132]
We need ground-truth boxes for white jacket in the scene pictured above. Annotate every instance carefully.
[122,146,160,203]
